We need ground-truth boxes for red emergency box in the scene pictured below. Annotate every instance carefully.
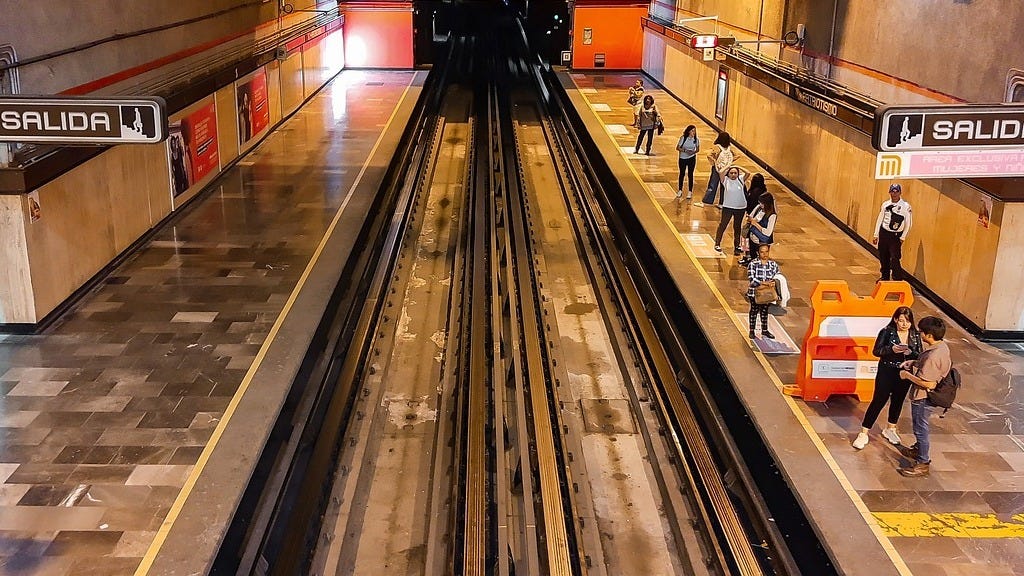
[784,281,914,402]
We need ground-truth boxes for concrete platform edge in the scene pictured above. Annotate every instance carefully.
[140,72,427,576]
[556,71,902,576]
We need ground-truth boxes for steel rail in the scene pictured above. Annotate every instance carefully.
[452,58,496,575]
[488,41,584,576]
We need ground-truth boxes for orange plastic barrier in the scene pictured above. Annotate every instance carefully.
[784,281,914,402]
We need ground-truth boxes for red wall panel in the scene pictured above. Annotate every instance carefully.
[341,4,414,68]
[571,5,647,69]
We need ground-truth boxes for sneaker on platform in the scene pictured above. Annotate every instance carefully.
[882,428,901,445]
[761,330,775,339]
[714,245,722,252]
[692,201,704,207]
[686,191,693,200]
[676,189,684,199]
[852,432,869,450]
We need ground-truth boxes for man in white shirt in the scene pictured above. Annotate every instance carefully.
[872,183,912,282]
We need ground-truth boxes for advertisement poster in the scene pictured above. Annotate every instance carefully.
[978,195,993,229]
[236,68,270,149]
[167,97,220,203]
[27,191,41,223]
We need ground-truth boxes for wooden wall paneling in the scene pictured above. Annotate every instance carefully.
[0,195,35,323]
[108,145,163,253]
[266,60,284,126]
[26,159,117,319]
[302,41,324,100]
[988,203,1024,330]
[216,84,240,166]
[281,52,305,115]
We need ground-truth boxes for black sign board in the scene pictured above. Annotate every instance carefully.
[0,96,167,144]
[873,104,1024,152]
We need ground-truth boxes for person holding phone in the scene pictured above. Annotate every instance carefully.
[852,306,922,450]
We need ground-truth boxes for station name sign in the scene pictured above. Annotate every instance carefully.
[0,96,167,144]
[873,104,1024,152]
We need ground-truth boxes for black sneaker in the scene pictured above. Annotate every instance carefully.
[761,330,775,339]
[734,247,743,255]
[749,330,757,339]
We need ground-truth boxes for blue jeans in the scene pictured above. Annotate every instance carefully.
[911,399,933,464]
[702,169,721,204]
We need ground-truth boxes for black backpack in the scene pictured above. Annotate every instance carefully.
[927,366,961,414]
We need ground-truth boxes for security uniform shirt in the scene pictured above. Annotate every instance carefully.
[874,198,912,241]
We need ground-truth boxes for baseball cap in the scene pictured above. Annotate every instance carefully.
[889,183,902,193]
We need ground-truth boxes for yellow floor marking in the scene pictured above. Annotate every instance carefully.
[572,78,914,576]
[135,76,417,575]
[874,513,1024,538]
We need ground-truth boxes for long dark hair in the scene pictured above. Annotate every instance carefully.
[643,94,654,108]
[714,131,731,148]
[683,124,696,139]
[888,306,917,330]
[758,192,777,216]
[749,173,766,193]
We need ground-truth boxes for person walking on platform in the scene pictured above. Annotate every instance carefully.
[747,243,779,339]
[897,316,951,477]
[693,132,734,207]
[628,79,645,127]
[740,191,776,266]
[713,165,749,254]
[676,125,699,199]
[634,95,662,156]
[852,306,922,450]
[872,183,912,281]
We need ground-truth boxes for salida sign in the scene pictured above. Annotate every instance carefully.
[0,96,167,144]
[873,104,1024,152]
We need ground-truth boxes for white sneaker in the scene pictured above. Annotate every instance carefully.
[676,189,683,199]
[692,201,704,207]
[882,428,901,445]
[686,191,693,200]
[852,432,869,450]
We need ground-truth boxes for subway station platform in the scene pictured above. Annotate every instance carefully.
[0,70,422,575]
[563,71,1024,575]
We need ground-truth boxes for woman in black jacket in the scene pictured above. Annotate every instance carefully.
[852,306,923,450]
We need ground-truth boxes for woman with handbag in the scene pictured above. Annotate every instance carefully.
[740,192,777,266]
[634,95,661,156]
[693,132,734,207]
[852,306,922,450]
[747,243,779,339]
[627,79,644,127]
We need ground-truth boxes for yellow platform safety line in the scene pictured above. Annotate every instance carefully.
[134,77,417,576]
[572,79,914,576]
[874,513,1024,538]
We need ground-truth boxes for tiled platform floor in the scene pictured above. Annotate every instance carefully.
[0,70,417,575]
[570,72,1024,575]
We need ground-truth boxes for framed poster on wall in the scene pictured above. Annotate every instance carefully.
[236,67,271,150]
[715,67,729,121]
[167,96,220,209]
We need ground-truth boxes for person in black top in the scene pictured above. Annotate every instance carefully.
[852,306,922,450]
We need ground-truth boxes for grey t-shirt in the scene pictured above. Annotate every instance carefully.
[910,340,951,400]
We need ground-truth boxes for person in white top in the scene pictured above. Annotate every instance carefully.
[713,165,749,254]
[740,192,777,266]
[694,132,734,207]
[872,183,913,281]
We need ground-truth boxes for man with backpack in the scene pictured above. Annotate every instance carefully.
[897,316,952,477]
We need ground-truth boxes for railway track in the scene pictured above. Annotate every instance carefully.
[216,5,830,576]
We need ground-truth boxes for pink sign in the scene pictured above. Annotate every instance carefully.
[907,149,1024,178]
